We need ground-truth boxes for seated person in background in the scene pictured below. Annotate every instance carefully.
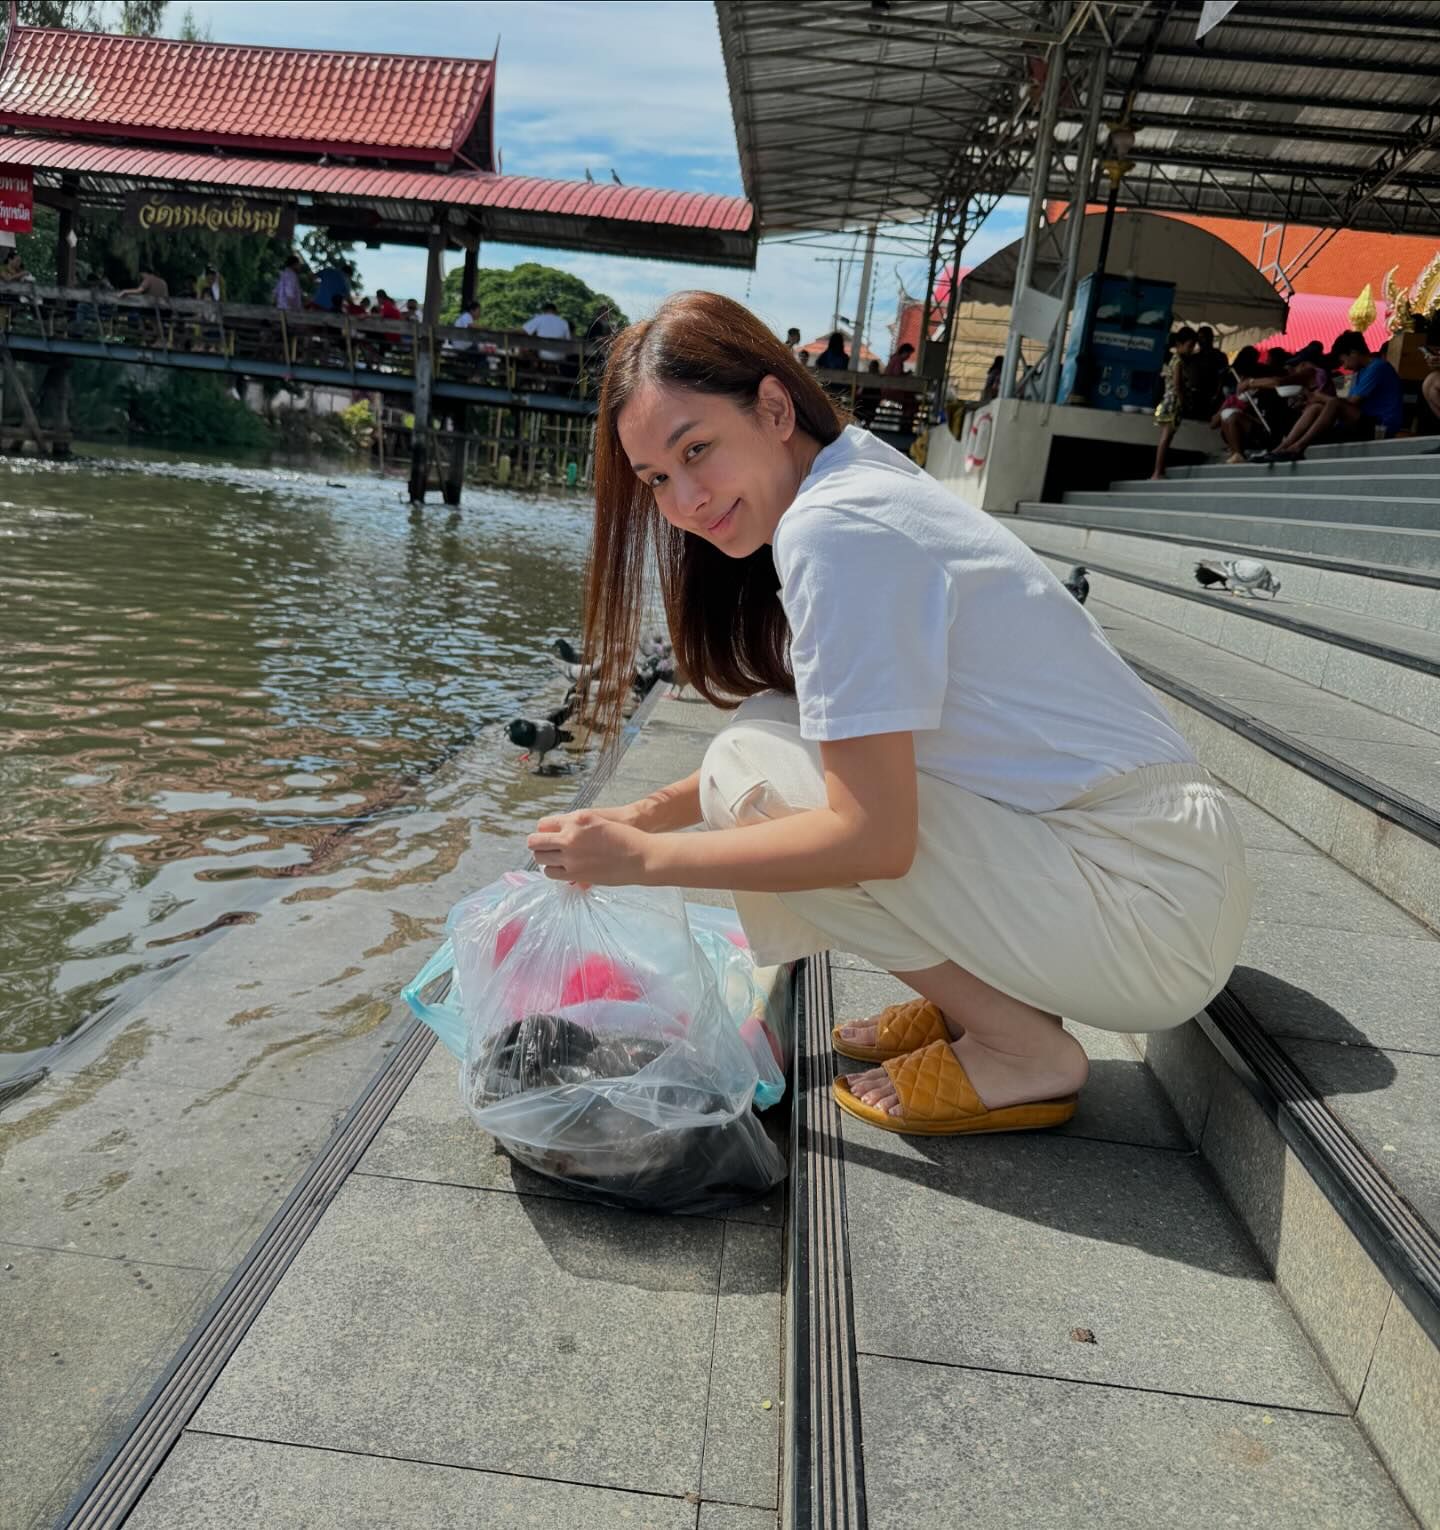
[1289,339,1334,395]
[0,249,28,282]
[981,353,1005,402]
[1419,320,1440,429]
[118,269,170,301]
[522,300,573,364]
[1260,330,1404,461]
[883,341,918,430]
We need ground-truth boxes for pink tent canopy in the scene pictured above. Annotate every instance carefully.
[1254,293,1390,355]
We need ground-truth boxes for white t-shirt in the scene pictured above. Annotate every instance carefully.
[522,310,571,361]
[772,426,1196,811]
[522,311,572,339]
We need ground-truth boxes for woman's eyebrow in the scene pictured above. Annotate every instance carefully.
[631,419,702,473]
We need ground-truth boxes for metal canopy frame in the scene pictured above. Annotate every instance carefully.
[717,0,1440,240]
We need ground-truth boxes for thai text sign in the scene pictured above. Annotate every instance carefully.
[0,165,34,235]
[124,192,295,241]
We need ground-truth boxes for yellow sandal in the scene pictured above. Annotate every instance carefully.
[834,1040,1078,1137]
[831,997,949,1062]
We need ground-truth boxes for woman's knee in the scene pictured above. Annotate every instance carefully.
[699,696,826,831]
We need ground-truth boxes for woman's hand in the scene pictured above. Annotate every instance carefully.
[527,809,654,886]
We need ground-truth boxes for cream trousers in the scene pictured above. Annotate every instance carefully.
[698,693,1254,1034]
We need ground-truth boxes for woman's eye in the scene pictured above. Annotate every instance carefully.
[686,441,707,460]
[650,473,668,489]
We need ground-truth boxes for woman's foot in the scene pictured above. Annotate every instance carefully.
[1225,452,1246,465]
[834,1007,963,1048]
[841,1029,1089,1118]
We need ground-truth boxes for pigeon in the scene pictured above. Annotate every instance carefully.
[1194,558,1282,598]
[1063,565,1090,605]
[553,636,583,665]
[508,715,574,765]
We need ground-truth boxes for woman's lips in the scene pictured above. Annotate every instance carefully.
[708,502,738,533]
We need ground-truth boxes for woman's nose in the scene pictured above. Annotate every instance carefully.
[673,471,710,521]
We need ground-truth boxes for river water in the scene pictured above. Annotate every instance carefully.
[0,450,598,1084]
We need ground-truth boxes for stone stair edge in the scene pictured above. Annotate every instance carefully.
[1020,541,1440,676]
[1012,504,1440,589]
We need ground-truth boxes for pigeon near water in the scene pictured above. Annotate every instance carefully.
[508,715,575,766]
[1063,565,1090,605]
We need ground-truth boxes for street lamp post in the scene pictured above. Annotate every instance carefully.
[1072,120,1136,404]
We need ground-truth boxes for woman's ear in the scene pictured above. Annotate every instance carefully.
[755,374,797,441]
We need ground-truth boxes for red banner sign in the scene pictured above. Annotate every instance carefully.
[0,165,33,235]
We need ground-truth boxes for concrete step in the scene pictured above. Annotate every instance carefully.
[1042,583,1440,931]
[1017,500,1440,576]
[1310,435,1440,461]
[1063,487,1440,531]
[1018,539,1440,732]
[804,951,1432,1530]
[1138,454,1440,485]
[1009,509,1440,632]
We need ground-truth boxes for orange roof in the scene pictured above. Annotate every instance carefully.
[0,26,495,166]
[1157,212,1436,298]
[1048,200,1436,300]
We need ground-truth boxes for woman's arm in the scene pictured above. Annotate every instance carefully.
[619,770,703,832]
[529,733,919,892]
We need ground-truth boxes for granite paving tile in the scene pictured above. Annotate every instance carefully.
[698,1506,778,1530]
[191,1175,724,1497]
[1357,1297,1440,1529]
[1284,1040,1440,1233]
[1230,925,1440,1055]
[856,1355,1415,1530]
[0,1243,218,1530]
[839,1124,1343,1411]
[700,1221,783,1509]
[126,1432,698,1530]
[1244,849,1424,937]
[0,1073,340,1271]
[1290,734,1440,813]
[1220,792,1318,854]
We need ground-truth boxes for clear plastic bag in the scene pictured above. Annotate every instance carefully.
[416,875,786,1214]
[404,873,793,1107]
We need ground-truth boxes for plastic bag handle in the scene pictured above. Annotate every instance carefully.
[400,936,462,1058]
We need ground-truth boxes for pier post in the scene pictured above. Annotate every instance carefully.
[39,175,78,455]
[408,219,446,504]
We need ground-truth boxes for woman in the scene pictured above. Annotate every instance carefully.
[1151,326,1198,479]
[528,293,1252,1137]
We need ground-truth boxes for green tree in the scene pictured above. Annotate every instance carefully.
[1,1,168,41]
[174,4,209,39]
[440,261,628,333]
[300,228,364,297]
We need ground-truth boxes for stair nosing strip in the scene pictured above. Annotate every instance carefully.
[1011,506,1440,589]
[1022,542,1440,680]
[788,953,866,1530]
[57,684,669,1528]
[1198,990,1440,1354]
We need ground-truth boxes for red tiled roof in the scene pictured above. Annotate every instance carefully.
[0,26,494,164]
[0,136,755,265]
[933,265,973,307]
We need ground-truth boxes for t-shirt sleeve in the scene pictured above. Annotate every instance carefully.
[777,506,954,741]
[521,317,540,335]
[1349,363,1379,402]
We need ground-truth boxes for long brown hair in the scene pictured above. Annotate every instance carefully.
[581,291,844,748]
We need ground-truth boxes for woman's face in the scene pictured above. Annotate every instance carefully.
[617,378,813,557]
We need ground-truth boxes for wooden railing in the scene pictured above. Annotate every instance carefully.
[0,282,601,398]
[0,282,935,431]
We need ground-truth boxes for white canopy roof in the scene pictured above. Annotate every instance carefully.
[962,211,1289,332]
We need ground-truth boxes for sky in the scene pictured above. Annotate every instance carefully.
[180,0,1027,347]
